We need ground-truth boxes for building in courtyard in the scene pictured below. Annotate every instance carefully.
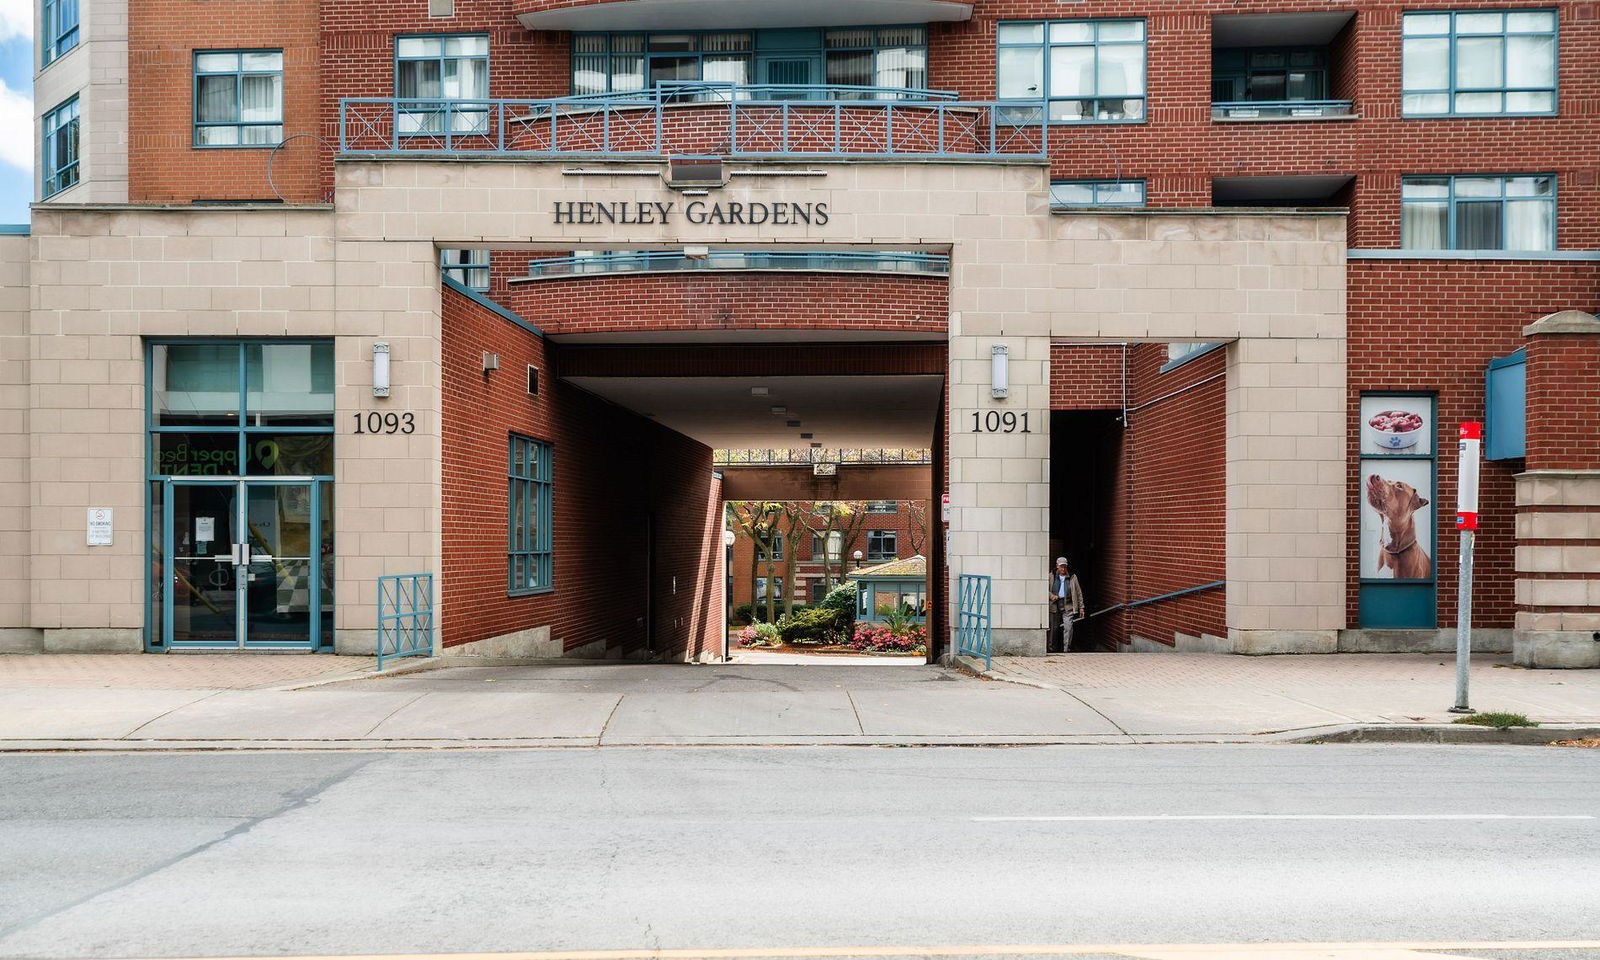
[5,0,1600,666]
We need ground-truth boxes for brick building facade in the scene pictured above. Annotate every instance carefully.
[9,0,1599,666]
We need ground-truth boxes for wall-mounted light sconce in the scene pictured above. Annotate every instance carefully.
[372,341,390,398]
[482,352,500,375]
[991,343,1009,399]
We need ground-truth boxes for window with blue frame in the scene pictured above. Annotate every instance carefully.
[1050,179,1146,208]
[149,341,336,474]
[571,27,926,97]
[1402,10,1557,116]
[42,0,79,65]
[756,531,784,562]
[194,51,284,147]
[509,434,553,593]
[997,19,1146,122]
[396,34,490,134]
[1212,47,1327,103]
[41,97,79,199]
[1401,174,1555,251]
[441,249,489,290]
[866,529,897,562]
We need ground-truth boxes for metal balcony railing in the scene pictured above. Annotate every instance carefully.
[1211,99,1356,120]
[339,84,1049,159]
[714,448,933,467]
[522,250,950,279]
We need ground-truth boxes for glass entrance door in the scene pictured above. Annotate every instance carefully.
[168,482,241,647]
[164,479,329,649]
[241,483,322,648]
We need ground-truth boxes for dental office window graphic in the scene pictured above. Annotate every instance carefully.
[1359,396,1435,582]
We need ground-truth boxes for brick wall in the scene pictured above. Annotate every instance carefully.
[1348,260,1600,629]
[1524,331,1600,471]
[492,268,949,338]
[440,285,722,658]
[931,1,1600,248]
[129,0,323,202]
[118,0,1600,244]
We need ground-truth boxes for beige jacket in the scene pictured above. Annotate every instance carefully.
[1049,572,1084,617]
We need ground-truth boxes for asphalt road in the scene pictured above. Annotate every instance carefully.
[0,745,1597,959]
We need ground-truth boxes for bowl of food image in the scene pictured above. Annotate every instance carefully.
[1366,408,1425,450]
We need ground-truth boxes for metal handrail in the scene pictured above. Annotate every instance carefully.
[714,448,933,467]
[377,573,434,670]
[1084,580,1226,620]
[956,574,993,670]
[525,250,950,278]
[338,93,1049,158]
[1211,99,1355,119]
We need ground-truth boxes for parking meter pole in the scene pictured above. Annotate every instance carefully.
[1451,422,1482,715]
[1452,528,1475,713]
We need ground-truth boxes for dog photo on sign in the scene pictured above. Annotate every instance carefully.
[1361,462,1433,580]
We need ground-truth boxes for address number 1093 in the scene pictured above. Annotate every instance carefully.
[971,411,1031,434]
[352,411,416,435]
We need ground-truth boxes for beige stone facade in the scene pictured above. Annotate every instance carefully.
[3,158,1349,655]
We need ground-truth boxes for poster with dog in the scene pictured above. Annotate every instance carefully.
[1361,459,1434,580]
[1359,396,1432,456]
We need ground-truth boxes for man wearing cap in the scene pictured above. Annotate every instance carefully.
[1047,556,1084,653]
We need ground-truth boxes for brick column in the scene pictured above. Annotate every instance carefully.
[1514,311,1600,669]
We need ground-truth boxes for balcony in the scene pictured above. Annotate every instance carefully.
[1211,100,1353,121]
[515,0,972,31]
[338,83,1049,160]
[516,250,951,280]
[1211,11,1357,123]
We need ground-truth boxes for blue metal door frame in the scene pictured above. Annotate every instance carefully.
[161,476,328,650]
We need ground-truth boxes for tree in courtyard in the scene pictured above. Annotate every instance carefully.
[804,501,869,589]
[904,500,930,557]
[728,501,785,620]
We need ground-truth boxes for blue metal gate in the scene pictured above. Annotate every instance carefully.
[955,574,992,670]
[377,573,434,669]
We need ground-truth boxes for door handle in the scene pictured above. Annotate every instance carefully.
[230,543,243,566]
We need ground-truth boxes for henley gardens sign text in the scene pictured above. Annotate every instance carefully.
[552,200,830,227]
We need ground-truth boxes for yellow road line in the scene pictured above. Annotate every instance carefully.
[106,939,1600,960]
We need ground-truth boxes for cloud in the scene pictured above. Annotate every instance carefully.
[0,0,31,43]
[0,79,32,172]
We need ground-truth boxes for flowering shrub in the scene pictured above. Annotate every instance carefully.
[847,622,927,654]
[737,622,782,648]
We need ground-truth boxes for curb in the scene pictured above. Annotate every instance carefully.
[1285,724,1600,745]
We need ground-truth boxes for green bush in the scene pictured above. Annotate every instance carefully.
[820,581,858,614]
[733,602,806,625]
[778,607,848,645]
[819,582,858,639]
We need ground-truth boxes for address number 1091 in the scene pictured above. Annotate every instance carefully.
[971,411,1031,434]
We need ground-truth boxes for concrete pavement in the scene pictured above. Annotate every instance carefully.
[966,652,1600,731]
[1,746,1597,957]
[0,653,1597,748]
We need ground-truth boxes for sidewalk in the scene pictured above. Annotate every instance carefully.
[0,652,1596,750]
[964,651,1600,732]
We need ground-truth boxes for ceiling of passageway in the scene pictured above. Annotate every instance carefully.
[563,375,942,449]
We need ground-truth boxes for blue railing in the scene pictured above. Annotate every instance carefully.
[1212,100,1355,120]
[714,447,933,467]
[522,250,950,279]
[377,573,434,670]
[955,574,993,671]
[570,81,962,103]
[339,87,1049,159]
